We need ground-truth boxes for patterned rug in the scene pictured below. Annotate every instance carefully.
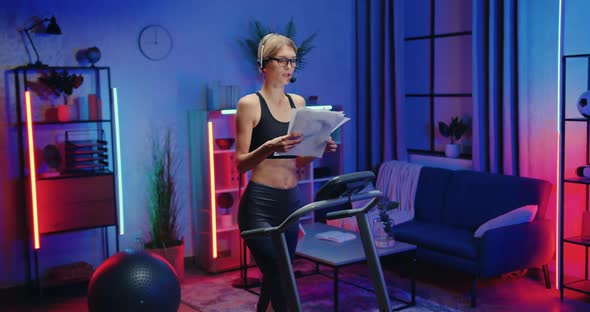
[181,259,459,312]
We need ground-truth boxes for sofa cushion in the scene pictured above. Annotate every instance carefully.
[474,205,537,238]
[413,167,453,223]
[443,170,551,230]
[394,221,478,259]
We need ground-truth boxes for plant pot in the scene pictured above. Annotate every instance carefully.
[146,238,185,282]
[57,104,73,122]
[445,143,461,158]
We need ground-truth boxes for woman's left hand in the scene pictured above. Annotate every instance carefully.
[325,137,337,153]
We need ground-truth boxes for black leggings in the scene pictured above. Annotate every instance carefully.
[238,181,301,312]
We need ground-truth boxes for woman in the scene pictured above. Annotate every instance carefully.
[235,33,337,311]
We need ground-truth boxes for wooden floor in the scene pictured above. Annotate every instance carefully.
[2,259,590,312]
[387,261,590,312]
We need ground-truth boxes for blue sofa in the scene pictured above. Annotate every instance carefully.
[392,166,553,307]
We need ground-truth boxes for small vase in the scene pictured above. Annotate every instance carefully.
[57,104,73,122]
[217,207,233,228]
[445,143,461,158]
[44,106,58,122]
[372,217,395,248]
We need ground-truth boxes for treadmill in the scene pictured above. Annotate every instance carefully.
[240,171,392,312]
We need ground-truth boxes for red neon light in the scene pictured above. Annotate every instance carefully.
[556,134,561,289]
[24,91,40,249]
[208,121,218,258]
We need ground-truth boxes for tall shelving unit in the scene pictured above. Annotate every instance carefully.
[194,106,344,273]
[197,110,247,272]
[558,0,590,299]
[558,52,590,299]
[10,65,121,290]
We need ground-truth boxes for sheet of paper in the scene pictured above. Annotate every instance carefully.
[275,108,350,158]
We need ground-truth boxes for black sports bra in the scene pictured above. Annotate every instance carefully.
[249,92,297,159]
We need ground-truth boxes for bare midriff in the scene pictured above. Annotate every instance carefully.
[250,158,298,189]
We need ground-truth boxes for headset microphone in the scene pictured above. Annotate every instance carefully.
[290,76,297,83]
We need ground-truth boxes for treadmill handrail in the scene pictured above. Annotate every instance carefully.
[241,189,383,239]
[325,197,378,220]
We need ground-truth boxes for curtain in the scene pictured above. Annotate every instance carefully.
[355,0,399,171]
[473,0,519,175]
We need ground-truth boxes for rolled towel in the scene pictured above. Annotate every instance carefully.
[576,165,590,178]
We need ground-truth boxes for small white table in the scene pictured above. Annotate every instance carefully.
[296,222,417,311]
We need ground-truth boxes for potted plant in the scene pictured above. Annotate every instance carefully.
[241,18,317,74]
[438,116,467,158]
[38,69,84,122]
[144,128,184,281]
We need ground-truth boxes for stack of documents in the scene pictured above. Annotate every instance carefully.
[275,108,350,158]
[315,231,357,243]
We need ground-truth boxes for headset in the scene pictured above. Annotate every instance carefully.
[257,33,273,70]
[258,43,266,69]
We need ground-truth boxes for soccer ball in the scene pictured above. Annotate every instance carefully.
[577,90,590,119]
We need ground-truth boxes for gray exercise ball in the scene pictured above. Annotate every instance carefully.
[87,250,180,312]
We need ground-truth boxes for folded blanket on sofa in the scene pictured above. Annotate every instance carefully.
[326,161,422,232]
[376,160,422,225]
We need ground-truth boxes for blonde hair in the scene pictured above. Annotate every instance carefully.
[257,33,297,68]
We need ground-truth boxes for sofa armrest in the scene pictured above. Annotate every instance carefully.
[478,219,554,277]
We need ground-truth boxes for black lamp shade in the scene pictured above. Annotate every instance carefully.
[45,16,62,35]
[22,15,62,67]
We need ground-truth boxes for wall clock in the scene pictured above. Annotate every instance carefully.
[138,25,173,61]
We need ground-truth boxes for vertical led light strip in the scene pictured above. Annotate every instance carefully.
[208,121,218,258]
[112,88,125,235]
[556,0,564,289]
[24,91,40,249]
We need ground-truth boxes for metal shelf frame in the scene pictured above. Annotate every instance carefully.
[558,53,590,300]
[10,65,120,293]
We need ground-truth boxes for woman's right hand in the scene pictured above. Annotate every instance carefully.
[264,132,303,154]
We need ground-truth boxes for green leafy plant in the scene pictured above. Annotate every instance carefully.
[37,69,83,104]
[377,198,399,236]
[241,18,317,73]
[145,128,182,249]
[438,116,467,144]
